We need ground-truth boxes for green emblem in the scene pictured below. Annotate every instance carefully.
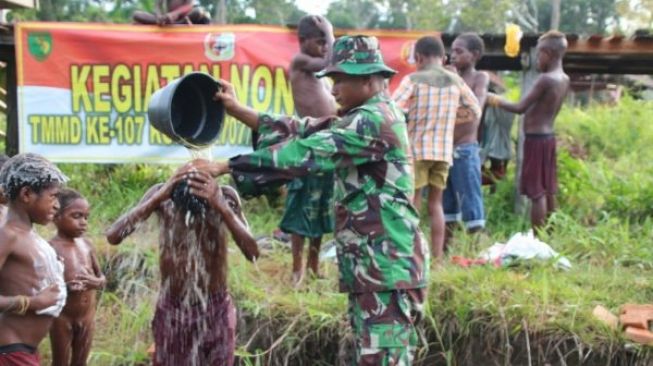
[27,32,53,61]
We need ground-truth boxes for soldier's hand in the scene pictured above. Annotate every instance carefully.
[213,80,240,114]
[187,159,229,178]
[29,284,59,311]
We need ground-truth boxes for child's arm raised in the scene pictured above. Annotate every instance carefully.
[291,18,333,73]
[105,183,164,245]
[105,165,191,244]
[186,172,259,262]
[489,75,550,114]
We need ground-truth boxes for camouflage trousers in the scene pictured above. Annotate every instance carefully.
[347,288,426,366]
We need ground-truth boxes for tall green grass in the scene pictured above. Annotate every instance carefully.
[29,97,653,364]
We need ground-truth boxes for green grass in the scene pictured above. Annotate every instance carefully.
[30,97,653,364]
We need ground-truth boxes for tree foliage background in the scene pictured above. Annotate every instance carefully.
[5,0,653,34]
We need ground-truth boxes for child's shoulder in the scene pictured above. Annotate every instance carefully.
[48,236,71,249]
[80,236,95,248]
[411,66,463,89]
[0,224,20,247]
[474,70,490,83]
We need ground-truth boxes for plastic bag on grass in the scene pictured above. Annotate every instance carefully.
[479,231,572,270]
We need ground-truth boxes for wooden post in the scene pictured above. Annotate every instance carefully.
[514,48,538,215]
[214,0,226,24]
[5,58,18,156]
[550,0,561,30]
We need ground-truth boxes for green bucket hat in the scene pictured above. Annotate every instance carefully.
[317,35,397,78]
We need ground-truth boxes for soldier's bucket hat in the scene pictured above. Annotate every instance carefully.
[317,35,397,78]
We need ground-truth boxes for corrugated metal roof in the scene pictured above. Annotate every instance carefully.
[441,32,653,74]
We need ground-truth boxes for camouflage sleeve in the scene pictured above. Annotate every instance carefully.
[230,109,387,188]
[253,113,335,150]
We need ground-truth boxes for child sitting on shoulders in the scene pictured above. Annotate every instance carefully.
[49,188,105,366]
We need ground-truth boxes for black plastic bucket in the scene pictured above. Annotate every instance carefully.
[147,72,224,147]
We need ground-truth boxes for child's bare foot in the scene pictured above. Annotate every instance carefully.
[306,270,324,281]
[430,256,444,270]
[292,270,304,287]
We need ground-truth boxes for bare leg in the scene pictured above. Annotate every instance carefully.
[427,186,445,259]
[413,188,422,212]
[444,222,457,253]
[50,316,73,366]
[306,236,322,277]
[132,10,158,24]
[544,194,557,234]
[291,234,305,285]
[71,316,95,366]
[546,194,557,217]
[530,195,547,234]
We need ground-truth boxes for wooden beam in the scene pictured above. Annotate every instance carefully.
[0,0,38,8]
[4,58,17,156]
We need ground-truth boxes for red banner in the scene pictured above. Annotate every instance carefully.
[15,22,432,163]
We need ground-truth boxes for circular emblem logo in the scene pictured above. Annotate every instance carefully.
[204,33,235,61]
[28,32,53,62]
[399,41,416,66]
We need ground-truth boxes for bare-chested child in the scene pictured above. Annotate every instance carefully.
[105,163,259,366]
[488,30,570,231]
[443,33,488,245]
[0,153,68,365]
[132,0,210,25]
[49,188,105,366]
[282,15,337,285]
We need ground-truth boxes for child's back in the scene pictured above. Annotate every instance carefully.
[290,15,337,118]
[487,31,570,230]
[523,68,569,134]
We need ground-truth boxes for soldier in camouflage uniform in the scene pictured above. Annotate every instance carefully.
[193,35,429,365]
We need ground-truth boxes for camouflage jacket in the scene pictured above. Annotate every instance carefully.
[229,93,429,293]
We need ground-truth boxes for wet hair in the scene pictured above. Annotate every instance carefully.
[456,32,485,58]
[56,188,84,213]
[538,30,568,56]
[414,36,445,58]
[171,180,207,216]
[0,153,68,201]
[297,15,328,40]
[0,155,9,170]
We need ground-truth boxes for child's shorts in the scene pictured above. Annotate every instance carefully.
[279,173,335,238]
[0,344,40,366]
[443,143,485,230]
[520,134,557,199]
[414,160,449,190]
[152,290,236,366]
